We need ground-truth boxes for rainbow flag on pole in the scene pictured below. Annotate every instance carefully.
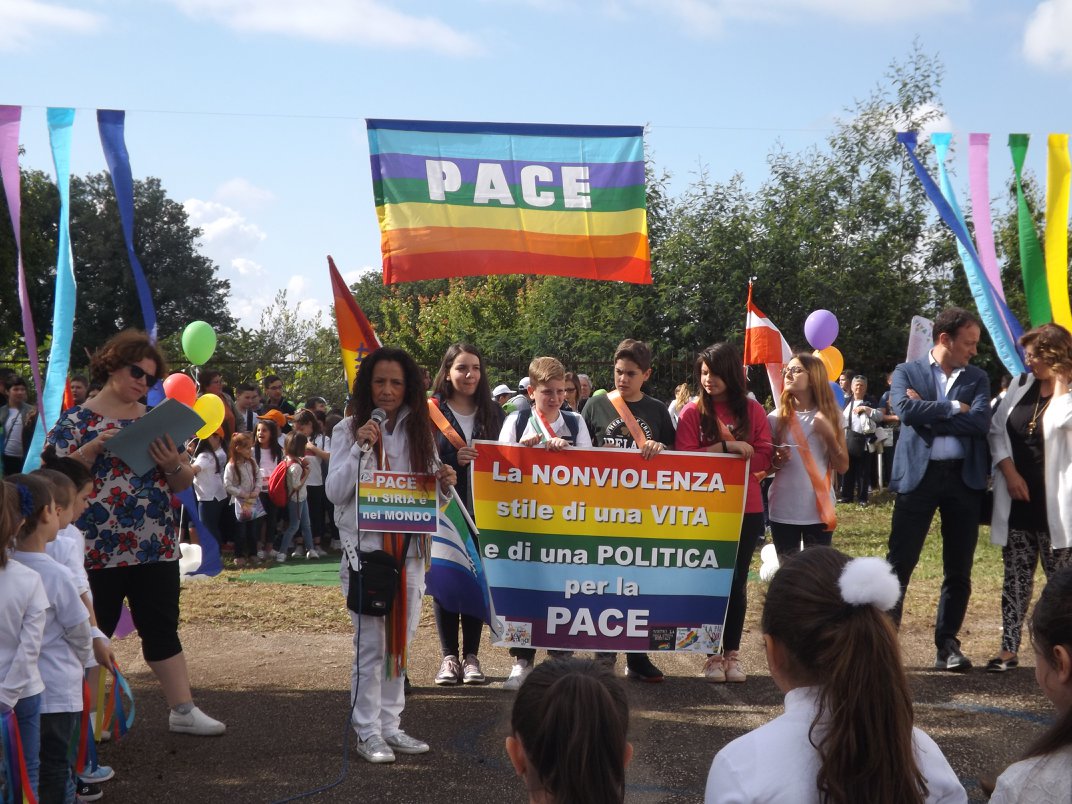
[366,119,651,285]
[328,256,381,391]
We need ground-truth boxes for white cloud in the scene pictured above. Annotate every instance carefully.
[231,257,263,276]
[184,198,267,250]
[168,0,480,55]
[0,0,102,50]
[1024,0,1072,71]
[287,274,306,296]
[215,177,275,208]
[607,0,966,34]
[343,266,377,284]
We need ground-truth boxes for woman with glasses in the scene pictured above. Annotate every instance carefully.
[44,330,225,735]
[563,371,581,412]
[675,343,772,683]
[986,323,1072,673]
[766,354,849,559]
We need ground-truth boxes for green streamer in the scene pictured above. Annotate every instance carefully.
[1009,134,1052,327]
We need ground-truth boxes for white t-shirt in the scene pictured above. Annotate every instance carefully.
[3,407,24,456]
[46,524,90,596]
[447,406,476,443]
[193,449,228,501]
[706,686,966,804]
[257,447,280,492]
[0,560,49,708]
[499,409,592,448]
[990,744,1072,803]
[9,551,91,714]
[767,409,836,526]
[305,433,329,487]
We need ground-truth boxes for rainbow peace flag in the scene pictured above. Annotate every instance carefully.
[366,119,651,285]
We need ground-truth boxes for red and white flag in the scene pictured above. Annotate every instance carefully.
[743,283,792,409]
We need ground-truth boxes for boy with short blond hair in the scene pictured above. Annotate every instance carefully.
[498,356,592,689]
[582,338,676,682]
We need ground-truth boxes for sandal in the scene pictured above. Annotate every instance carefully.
[985,655,1019,673]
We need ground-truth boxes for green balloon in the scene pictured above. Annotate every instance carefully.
[592,388,608,397]
[182,321,217,365]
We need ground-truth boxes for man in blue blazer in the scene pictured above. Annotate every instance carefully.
[887,308,991,672]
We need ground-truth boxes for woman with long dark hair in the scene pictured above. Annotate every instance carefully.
[325,346,456,764]
[675,342,772,682]
[429,343,504,686]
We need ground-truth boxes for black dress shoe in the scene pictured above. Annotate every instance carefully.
[625,653,665,682]
[935,639,972,672]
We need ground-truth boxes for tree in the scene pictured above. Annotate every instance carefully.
[68,173,233,359]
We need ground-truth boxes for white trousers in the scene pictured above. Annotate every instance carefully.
[345,557,424,741]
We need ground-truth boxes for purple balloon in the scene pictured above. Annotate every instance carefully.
[804,309,839,351]
[830,380,845,408]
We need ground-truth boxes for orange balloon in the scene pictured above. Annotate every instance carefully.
[162,373,197,407]
[814,346,844,382]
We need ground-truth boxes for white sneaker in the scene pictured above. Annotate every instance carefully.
[306,550,318,560]
[256,550,266,560]
[355,735,395,764]
[724,650,746,683]
[502,659,531,691]
[703,654,726,683]
[275,552,287,562]
[462,654,486,684]
[435,655,461,685]
[168,705,226,736]
[384,731,429,754]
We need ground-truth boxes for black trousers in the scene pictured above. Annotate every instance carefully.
[887,459,981,648]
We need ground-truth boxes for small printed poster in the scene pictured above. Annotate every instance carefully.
[357,469,438,534]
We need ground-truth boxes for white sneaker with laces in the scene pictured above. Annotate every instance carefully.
[385,731,429,754]
[306,550,318,560]
[462,654,486,684]
[275,552,287,563]
[257,550,266,560]
[502,659,531,691]
[703,654,726,683]
[355,735,395,764]
[168,705,226,736]
[435,655,461,685]
[724,650,746,683]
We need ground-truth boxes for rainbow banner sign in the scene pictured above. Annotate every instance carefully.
[357,470,439,534]
[471,443,746,653]
[366,119,651,285]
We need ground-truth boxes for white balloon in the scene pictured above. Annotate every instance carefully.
[178,542,203,579]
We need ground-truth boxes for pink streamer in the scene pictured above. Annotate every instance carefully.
[0,106,43,400]
[968,133,1007,302]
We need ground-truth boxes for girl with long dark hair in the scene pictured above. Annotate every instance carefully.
[675,343,772,682]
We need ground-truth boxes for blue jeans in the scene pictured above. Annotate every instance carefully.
[279,498,312,555]
[14,693,42,798]
[39,711,78,804]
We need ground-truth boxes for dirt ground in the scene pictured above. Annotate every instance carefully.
[91,579,1051,804]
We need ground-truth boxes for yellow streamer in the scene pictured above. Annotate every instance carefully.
[1045,134,1072,328]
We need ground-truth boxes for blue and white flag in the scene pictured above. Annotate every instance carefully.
[426,492,502,641]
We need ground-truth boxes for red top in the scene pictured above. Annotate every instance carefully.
[675,398,772,514]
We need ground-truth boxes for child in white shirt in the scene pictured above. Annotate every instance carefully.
[705,547,965,804]
[277,432,312,561]
[7,473,92,804]
[0,481,49,799]
[224,433,264,567]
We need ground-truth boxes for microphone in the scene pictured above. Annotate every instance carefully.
[360,408,388,451]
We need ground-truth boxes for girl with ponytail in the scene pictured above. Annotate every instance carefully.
[507,658,632,804]
[706,547,966,804]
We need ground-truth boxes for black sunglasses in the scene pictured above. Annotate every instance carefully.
[127,364,159,386]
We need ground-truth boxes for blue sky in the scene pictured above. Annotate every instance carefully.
[2,0,1071,330]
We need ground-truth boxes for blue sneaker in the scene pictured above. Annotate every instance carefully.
[79,765,115,784]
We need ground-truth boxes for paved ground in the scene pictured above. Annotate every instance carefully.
[92,594,1050,804]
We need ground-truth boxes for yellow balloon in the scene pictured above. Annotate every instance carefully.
[193,394,225,439]
[814,346,844,382]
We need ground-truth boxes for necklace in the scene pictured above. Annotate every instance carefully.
[1026,391,1052,437]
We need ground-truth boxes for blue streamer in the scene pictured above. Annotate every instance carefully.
[96,110,157,341]
[24,108,77,472]
[898,132,1025,375]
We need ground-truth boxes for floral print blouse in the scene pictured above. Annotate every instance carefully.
[47,406,177,570]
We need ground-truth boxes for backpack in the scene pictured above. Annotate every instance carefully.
[267,460,290,507]
[513,408,582,444]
